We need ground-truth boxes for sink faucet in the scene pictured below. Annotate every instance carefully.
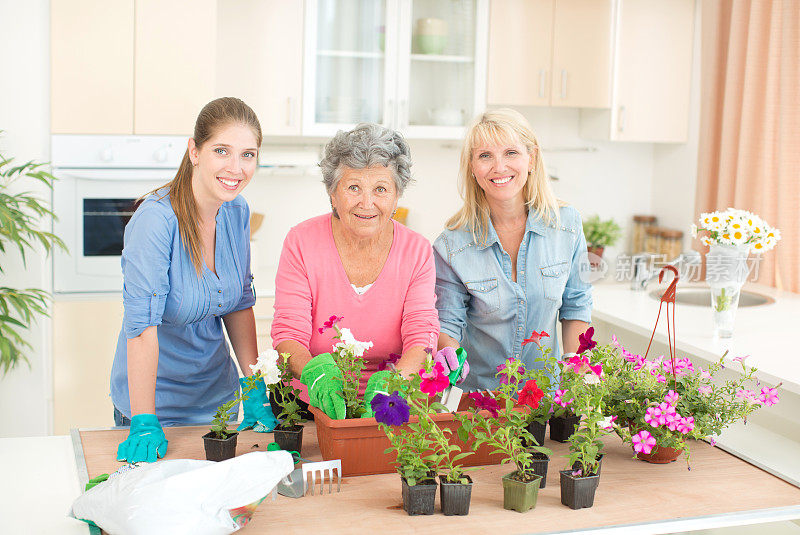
[631,251,701,291]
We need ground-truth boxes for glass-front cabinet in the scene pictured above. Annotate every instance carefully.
[303,0,488,139]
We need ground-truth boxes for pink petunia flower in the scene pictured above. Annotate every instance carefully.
[632,430,657,454]
[419,362,450,398]
[664,390,680,406]
[700,370,712,380]
[644,406,662,427]
[318,315,344,334]
[698,385,713,395]
[732,354,750,364]
[554,389,574,407]
[736,388,761,405]
[563,355,603,379]
[577,327,597,354]
[664,411,681,431]
[468,392,501,417]
[759,387,780,406]
[677,416,695,434]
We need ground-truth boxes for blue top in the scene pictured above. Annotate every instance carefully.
[110,189,256,426]
[433,205,593,391]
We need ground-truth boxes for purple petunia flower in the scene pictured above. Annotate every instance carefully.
[371,391,410,426]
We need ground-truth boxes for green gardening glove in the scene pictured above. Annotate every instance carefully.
[300,353,346,420]
[361,370,394,418]
[116,413,168,463]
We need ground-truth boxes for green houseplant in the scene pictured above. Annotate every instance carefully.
[0,145,66,374]
[203,354,281,461]
[582,215,622,264]
[268,351,307,453]
[376,360,476,516]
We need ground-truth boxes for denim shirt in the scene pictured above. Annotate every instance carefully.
[433,205,592,391]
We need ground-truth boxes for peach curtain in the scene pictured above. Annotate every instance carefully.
[696,0,800,292]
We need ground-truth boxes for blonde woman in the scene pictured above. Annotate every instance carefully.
[111,98,277,463]
[434,108,592,391]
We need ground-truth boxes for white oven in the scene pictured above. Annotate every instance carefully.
[52,135,187,293]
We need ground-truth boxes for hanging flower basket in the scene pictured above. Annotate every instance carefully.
[635,445,682,464]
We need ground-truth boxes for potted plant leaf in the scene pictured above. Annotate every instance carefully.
[268,351,306,454]
[203,353,281,461]
[373,387,438,516]
[0,145,66,375]
[461,356,551,512]
[582,215,622,267]
[557,345,613,509]
[377,361,476,516]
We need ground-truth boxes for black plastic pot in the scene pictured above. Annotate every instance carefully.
[524,420,547,447]
[549,414,580,442]
[202,431,238,461]
[529,451,550,488]
[438,475,472,516]
[559,470,600,509]
[501,472,542,513]
[273,424,303,454]
[571,453,604,483]
[401,477,437,516]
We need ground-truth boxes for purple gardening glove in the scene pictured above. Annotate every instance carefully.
[434,347,469,385]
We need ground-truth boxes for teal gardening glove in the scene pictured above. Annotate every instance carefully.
[361,370,394,418]
[237,376,280,432]
[300,353,346,420]
[116,413,168,463]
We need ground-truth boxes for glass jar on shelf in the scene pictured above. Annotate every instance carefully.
[631,215,657,254]
[659,229,683,260]
[644,226,662,256]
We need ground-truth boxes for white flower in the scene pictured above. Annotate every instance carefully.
[700,236,713,247]
[583,374,600,385]
[690,224,698,238]
[335,328,373,357]
[251,349,281,385]
[701,211,726,232]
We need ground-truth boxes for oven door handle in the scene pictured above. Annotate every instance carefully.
[55,168,179,181]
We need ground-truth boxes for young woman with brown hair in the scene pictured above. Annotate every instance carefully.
[111,97,278,463]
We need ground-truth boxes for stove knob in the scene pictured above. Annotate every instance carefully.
[100,146,114,162]
[154,147,168,163]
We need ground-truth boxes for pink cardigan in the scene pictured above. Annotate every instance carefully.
[271,214,439,398]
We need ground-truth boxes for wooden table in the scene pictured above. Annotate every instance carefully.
[74,424,800,534]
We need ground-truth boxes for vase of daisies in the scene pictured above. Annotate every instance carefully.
[692,208,781,338]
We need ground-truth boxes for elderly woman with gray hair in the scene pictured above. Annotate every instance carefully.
[270,124,439,420]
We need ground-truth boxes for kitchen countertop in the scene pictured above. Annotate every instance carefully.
[590,280,799,395]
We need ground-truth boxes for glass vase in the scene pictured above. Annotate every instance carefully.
[706,243,750,338]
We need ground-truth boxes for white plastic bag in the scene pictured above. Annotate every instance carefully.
[69,451,294,535]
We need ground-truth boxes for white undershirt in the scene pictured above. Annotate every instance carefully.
[351,283,373,295]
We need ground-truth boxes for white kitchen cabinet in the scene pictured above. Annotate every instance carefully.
[303,0,489,139]
[216,0,304,137]
[487,0,613,109]
[579,0,695,142]
[50,0,135,134]
[134,0,217,135]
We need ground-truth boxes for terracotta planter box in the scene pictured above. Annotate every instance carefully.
[310,406,506,477]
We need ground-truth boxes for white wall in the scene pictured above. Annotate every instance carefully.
[0,0,53,437]
[650,0,702,252]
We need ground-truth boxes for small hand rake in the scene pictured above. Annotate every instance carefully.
[302,459,342,496]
